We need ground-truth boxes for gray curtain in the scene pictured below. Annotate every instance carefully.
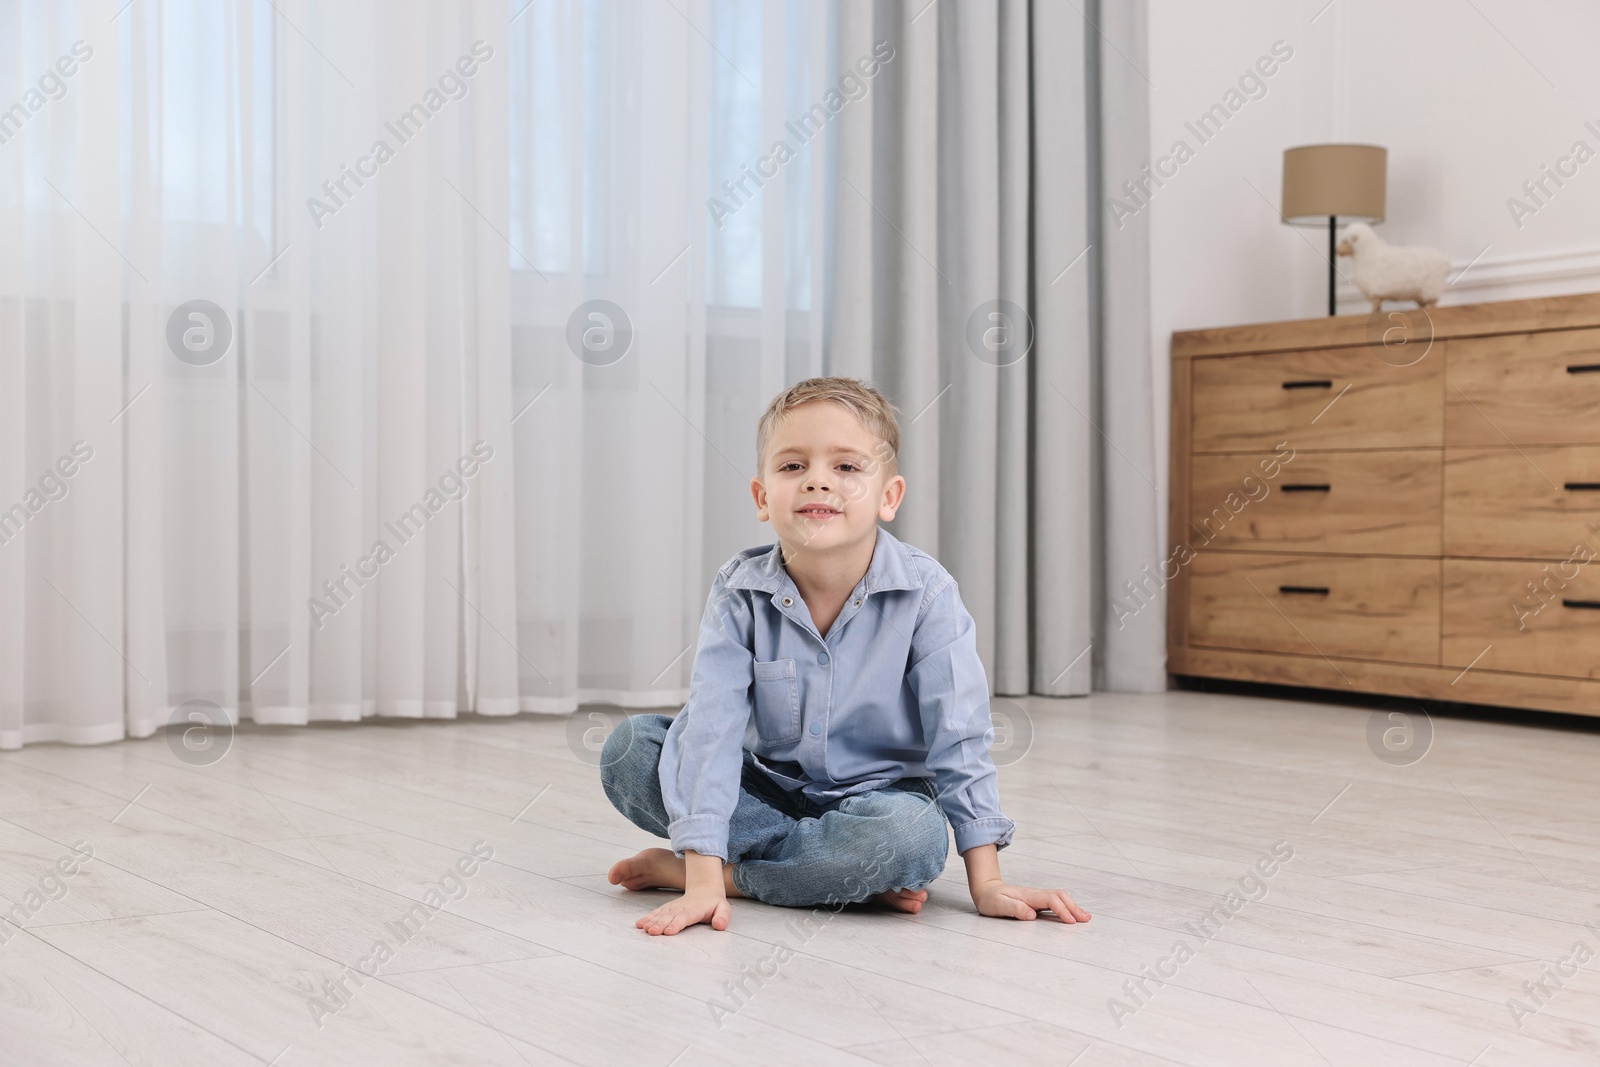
[828,0,1164,695]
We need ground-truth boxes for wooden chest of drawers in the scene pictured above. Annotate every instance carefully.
[1167,293,1600,717]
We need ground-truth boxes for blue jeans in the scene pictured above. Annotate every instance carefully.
[599,713,951,908]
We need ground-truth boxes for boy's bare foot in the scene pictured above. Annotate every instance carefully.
[608,848,684,891]
[608,848,743,897]
[873,887,929,913]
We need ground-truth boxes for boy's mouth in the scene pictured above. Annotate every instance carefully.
[797,505,841,518]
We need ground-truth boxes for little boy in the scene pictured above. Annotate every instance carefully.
[600,377,1091,935]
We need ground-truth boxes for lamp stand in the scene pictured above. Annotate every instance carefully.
[1327,215,1336,317]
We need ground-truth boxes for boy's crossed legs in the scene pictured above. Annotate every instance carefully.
[599,713,950,917]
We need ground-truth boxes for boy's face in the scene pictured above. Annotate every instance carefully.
[751,402,905,556]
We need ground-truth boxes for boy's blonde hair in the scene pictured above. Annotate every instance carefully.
[755,376,901,483]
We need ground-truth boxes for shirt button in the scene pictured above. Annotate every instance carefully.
[782,596,793,606]
[817,651,829,664]
[810,722,821,735]
[854,599,861,606]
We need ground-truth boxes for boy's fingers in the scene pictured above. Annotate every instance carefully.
[1048,892,1079,923]
[1035,890,1066,922]
[1050,890,1091,922]
[1054,890,1090,921]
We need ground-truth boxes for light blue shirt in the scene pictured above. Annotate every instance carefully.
[659,525,1016,861]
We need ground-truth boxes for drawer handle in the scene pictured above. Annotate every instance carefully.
[1279,585,1330,596]
[1564,482,1600,491]
[1281,484,1331,492]
[1562,599,1600,610]
[1566,363,1600,374]
[1282,379,1333,390]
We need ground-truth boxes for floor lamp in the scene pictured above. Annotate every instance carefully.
[1281,144,1387,316]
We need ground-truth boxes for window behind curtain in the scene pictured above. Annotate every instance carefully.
[507,0,609,278]
[505,0,827,312]
[0,2,276,277]
[123,0,277,265]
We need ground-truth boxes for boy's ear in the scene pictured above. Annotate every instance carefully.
[750,476,768,518]
[878,474,906,520]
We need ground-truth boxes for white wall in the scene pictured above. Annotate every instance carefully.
[1142,0,1600,507]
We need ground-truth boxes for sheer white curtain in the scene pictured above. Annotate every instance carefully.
[0,0,832,748]
[507,0,834,713]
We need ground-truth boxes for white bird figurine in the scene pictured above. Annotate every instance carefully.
[1335,223,1452,313]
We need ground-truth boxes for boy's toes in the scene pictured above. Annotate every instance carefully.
[610,849,683,892]
[609,857,651,890]
[873,888,929,913]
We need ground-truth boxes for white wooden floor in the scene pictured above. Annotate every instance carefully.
[2,690,1599,1066]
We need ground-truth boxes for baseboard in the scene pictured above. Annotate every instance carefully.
[1336,245,1600,311]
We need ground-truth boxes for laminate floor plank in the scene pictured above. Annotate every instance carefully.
[32,909,570,1065]
[788,856,1589,1065]
[904,892,1589,1064]
[191,746,637,879]
[6,802,559,979]
[0,817,202,930]
[232,729,638,844]
[379,955,888,1066]
[933,844,1540,979]
[0,925,260,1066]
[0,759,130,816]
[1,743,387,844]
[1008,783,1600,889]
[255,827,1030,1049]
[2,690,1596,1065]
[1336,863,1600,928]
[842,1015,1467,1067]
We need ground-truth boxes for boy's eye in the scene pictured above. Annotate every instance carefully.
[779,461,861,472]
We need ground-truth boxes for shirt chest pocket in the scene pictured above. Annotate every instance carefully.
[751,658,801,744]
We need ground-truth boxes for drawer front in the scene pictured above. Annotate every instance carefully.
[1188,553,1440,664]
[1444,447,1600,558]
[1443,560,1600,679]
[1189,450,1441,555]
[1192,348,1442,452]
[1446,327,1600,446]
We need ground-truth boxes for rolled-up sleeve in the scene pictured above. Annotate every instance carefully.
[906,575,1016,854]
[658,570,754,861]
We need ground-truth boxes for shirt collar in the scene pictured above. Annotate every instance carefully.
[725,525,922,595]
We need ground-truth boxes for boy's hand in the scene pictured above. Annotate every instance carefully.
[635,890,730,936]
[971,879,1091,924]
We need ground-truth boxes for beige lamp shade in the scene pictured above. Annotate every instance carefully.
[1281,144,1386,226]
